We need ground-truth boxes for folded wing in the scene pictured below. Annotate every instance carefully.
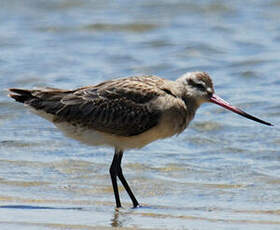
[9,76,173,136]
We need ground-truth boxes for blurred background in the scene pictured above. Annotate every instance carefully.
[0,0,280,229]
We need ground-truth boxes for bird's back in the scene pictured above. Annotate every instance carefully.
[9,75,190,149]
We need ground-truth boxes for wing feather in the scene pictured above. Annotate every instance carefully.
[23,76,176,136]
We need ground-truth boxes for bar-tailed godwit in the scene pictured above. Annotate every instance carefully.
[9,72,272,208]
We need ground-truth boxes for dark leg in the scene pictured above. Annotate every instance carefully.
[116,151,140,208]
[109,149,140,208]
[110,153,122,208]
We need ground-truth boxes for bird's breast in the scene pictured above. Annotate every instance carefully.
[150,95,191,136]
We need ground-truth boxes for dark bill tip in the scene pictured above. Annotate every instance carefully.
[209,94,273,126]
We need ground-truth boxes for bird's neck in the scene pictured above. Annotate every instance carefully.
[182,95,200,119]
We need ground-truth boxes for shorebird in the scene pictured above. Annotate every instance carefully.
[9,72,272,208]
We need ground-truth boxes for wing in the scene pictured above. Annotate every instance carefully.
[11,76,174,136]
[58,76,166,136]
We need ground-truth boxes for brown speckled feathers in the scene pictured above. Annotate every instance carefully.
[9,75,178,136]
[9,72,273,208]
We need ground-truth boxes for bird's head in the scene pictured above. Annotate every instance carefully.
[176,72,214,106]
[176,71,272,126]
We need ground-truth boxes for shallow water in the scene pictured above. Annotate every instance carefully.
[1,0,280,229]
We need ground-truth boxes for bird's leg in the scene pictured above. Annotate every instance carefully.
[110,149,140,208]
[110,152,122,208]
[115,150,140,208]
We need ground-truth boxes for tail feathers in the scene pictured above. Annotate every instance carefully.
[9,88,72,118]
[9,88,33,103]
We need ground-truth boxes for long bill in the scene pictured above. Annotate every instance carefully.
[209,94,273,126]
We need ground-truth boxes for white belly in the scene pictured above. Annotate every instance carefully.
[54,117,184,150]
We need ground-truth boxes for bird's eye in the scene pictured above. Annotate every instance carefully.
[187,79,205,91]
[195,83,205,91]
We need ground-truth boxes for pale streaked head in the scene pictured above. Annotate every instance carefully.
[176,71,215,105]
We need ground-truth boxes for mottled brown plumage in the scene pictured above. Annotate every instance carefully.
[9,72,271,208]
[10,75,187,137]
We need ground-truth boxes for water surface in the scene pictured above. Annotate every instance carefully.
[1,0,280,229]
